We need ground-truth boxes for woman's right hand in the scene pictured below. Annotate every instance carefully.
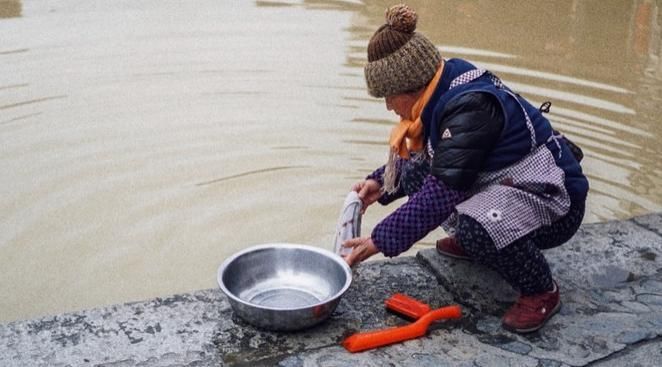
[351,179,382,213]
[341,236,379,267]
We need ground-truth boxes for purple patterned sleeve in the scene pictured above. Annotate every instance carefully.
[366,165,386,185]
[371,175,467,257]
[366,164,406,205]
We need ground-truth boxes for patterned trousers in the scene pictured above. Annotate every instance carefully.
[456,200,585,295]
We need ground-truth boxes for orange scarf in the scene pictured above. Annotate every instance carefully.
[389,62,444,159]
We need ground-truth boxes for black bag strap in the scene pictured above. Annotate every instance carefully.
[538,101,584,162]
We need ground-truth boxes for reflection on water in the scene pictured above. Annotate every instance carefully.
[0,0,21,18]
[1,0,661,322]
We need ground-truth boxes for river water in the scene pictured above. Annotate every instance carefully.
[1,0,661,322]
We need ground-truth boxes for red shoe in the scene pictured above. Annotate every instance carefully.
[502,281,561,333]
[435,236,470,260]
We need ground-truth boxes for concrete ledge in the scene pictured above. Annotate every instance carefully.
[2,214,661,366]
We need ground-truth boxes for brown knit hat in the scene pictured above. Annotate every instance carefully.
[364,4,441,98]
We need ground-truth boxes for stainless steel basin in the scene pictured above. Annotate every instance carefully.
[217,243,352,331]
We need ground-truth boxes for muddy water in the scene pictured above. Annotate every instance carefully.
[1,0,660,322]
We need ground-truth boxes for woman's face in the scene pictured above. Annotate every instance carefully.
[385,92,419,120]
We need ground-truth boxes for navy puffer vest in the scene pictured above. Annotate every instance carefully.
[421,58,588,201]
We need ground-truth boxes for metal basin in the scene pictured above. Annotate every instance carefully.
[217,243,352,331]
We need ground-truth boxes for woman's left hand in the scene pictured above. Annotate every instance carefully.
[342,237,379,267]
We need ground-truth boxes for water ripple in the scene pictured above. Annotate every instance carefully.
[0,95,67,111]
[196,166,309,187]
[474,61,632,94]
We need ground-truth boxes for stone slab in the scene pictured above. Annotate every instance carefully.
[632,212,662,238]
[1,258,445,366]
[1,214,662,366]
[414,214,662,366]
[591,339,662,367]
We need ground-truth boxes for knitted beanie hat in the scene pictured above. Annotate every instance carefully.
[364,4,441,98]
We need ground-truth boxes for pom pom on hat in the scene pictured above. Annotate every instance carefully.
[385,4,417,33]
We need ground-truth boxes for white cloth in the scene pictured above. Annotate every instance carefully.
[333,191,362,256]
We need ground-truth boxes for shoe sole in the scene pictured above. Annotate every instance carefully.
[502,300,562,334]
[436,249,471,260]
